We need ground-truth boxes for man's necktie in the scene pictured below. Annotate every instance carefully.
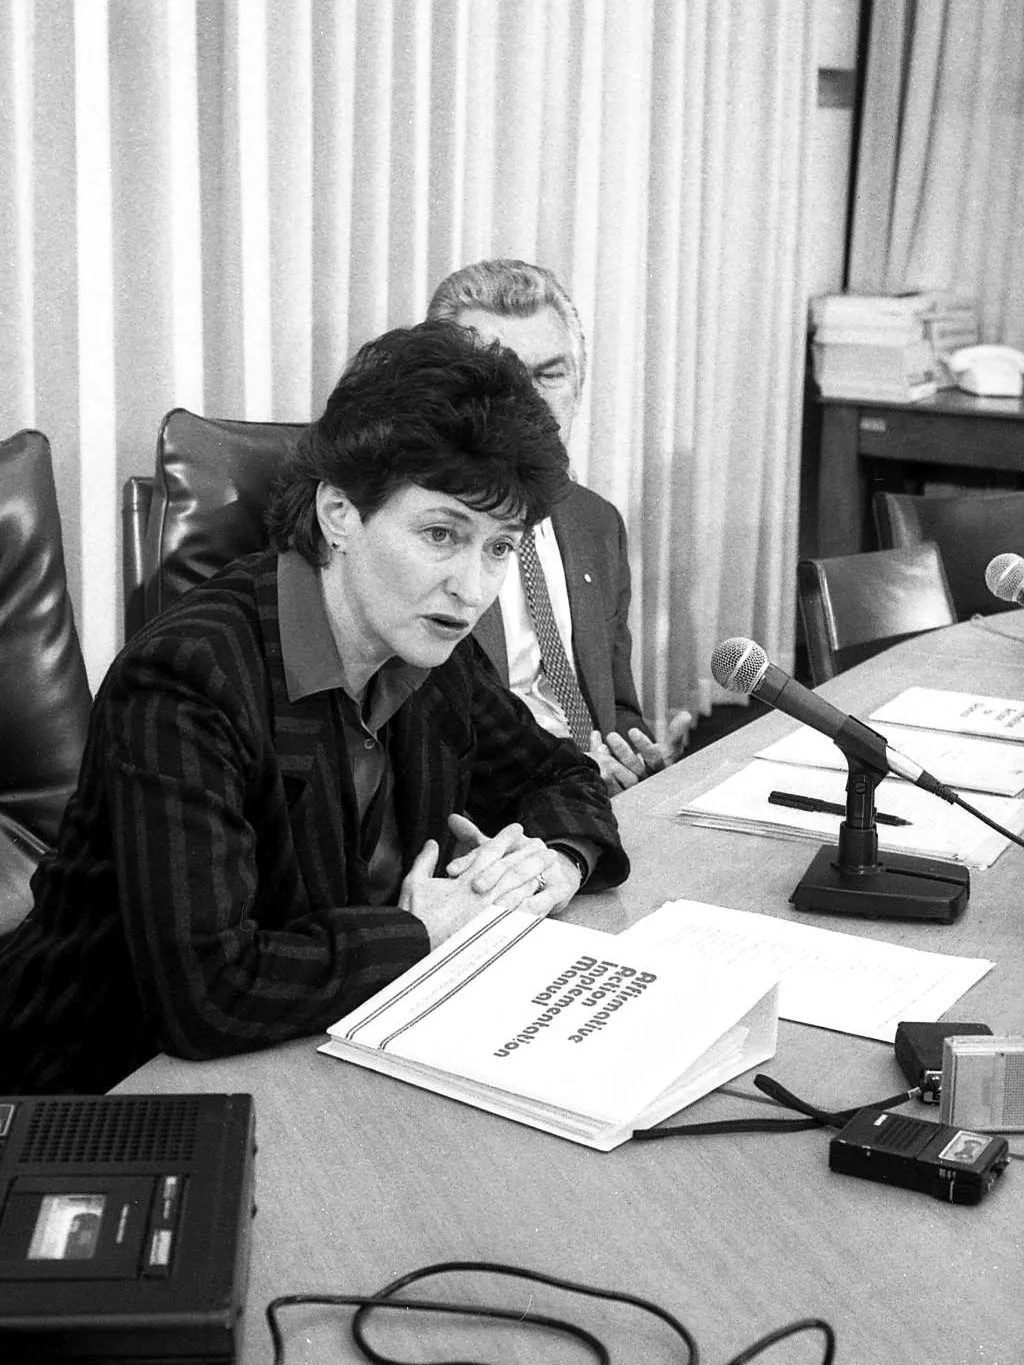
[517,528,594,749]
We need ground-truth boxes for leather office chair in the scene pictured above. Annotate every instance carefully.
[873,488,1024,620]
[0,430,93,932]
[122,408,306,639]
[797,542,957,686]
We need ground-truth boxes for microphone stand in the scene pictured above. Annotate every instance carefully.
[789,743,969,924]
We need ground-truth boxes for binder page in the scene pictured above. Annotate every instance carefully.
[870,688,1024,741]
[757,721,1024,797]
[618,900,993,1042]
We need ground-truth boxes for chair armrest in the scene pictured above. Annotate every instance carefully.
[0,812,47,936]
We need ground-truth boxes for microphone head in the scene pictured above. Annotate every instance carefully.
[711,637,769,695]
[985,553,1024,603]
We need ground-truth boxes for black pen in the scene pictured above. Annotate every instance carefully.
[768,789,912,828]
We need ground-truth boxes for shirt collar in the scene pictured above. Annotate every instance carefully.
[277,551,428,720]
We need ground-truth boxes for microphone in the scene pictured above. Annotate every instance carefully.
[710,637,952,800]
[709,636,969,923]
[985,553,1024,606]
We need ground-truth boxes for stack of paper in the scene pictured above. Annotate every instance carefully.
[924,305,979,387]
[809,293,939,402]
[870,688,1024,742]
[811,339,938,403]
[810,292,937,334]
[809,293,978,400]
[757,723,1024,797]
[678,758,1022,869]
[679,687,1024,870]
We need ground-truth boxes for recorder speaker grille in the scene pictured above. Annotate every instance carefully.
[18,1096,200,1165]
[863,1113,925,1154]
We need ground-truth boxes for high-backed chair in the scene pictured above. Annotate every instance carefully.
[797,542,957,686]
[873,488,1024,620]
[122,408,306,639]
[1,430,93,932]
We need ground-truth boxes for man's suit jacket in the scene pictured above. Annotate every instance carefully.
[0,550,627,1094]
[473,483,649,739]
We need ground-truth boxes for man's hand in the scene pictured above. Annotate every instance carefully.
[445,814,581,913]
[588,712,691,795]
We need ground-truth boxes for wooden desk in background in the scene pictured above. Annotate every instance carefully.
[118,617,1024,1364]
[818,390,1024,556]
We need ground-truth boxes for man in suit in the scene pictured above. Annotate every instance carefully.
[427,259,687,793]
[0,321,627,1094]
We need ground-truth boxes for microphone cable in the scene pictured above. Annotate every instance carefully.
[946,789,1024,851]
[265,1259,837,1364]
[852,772,1024,854]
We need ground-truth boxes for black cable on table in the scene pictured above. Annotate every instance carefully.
[266,1258,836,1364]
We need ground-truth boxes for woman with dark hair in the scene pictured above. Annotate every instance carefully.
[0,320,628,1094]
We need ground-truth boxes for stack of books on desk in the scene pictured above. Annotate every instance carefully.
[924,302,980,387]
[809,292,975,402]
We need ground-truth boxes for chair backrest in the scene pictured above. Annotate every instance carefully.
[127,408,306,637]
[873,488,1024,620]
[0,430,93,931]
[797,542,957,685]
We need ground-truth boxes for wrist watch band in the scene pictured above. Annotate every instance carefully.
[548,842,590,887]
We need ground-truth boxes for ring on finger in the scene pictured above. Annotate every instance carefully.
[535,873,548,893]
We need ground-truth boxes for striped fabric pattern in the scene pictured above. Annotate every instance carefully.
[0,550,627,1094]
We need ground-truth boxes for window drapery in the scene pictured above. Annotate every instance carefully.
[0,0,815,734]
[848,0,1024,347]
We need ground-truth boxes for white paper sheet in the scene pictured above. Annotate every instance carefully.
[618,900,994,1042]
[870,688,1024,742]
[757,722,1024,797]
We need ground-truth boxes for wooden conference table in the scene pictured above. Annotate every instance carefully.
[118,616,1024,1365]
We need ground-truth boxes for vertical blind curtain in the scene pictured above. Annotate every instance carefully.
[0,0,814,731]
[848,0,1024,348]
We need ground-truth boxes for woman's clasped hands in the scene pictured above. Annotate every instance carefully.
[398,813,582,948]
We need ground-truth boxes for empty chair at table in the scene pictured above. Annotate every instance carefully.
[797,542,957,685]
[873,488,1024,620]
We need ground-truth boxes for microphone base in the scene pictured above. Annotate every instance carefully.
[790,845,969,924]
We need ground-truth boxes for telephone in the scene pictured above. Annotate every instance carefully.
[946,344,1024,398]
